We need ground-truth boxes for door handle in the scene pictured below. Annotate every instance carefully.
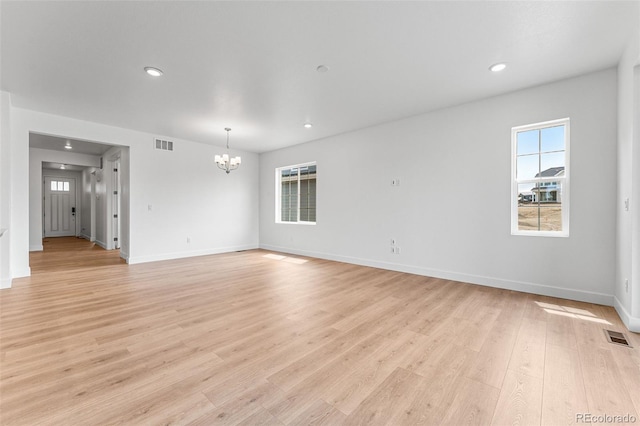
[71,207,76,216]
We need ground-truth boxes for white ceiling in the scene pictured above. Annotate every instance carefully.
[42,162,86,172]
[30,133,113,156]
[2,1,638,153]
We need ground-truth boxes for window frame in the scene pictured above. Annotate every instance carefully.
[50,180,70,192]
[275,161,317,225]
[511,118,570,237]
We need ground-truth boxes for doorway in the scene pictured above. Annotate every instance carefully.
[29,133,130,269]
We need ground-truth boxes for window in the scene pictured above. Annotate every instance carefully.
[50,180,70,192]
[276,162,316,224]
[512,118,569,236]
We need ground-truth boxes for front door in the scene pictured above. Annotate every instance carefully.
[44,176,77,237]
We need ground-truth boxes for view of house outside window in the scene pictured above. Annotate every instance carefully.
[512,118,569,236]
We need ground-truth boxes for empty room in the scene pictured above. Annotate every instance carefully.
[1,1,639,425]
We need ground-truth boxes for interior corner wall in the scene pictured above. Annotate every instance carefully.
[10,107,259,276]
[0,91,12,288]
[615,27,640,332]
[260,68,618,306]
[29,148,100,251]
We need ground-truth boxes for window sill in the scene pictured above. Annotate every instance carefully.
[511,230,569,238]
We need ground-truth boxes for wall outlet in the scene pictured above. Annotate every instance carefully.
[625,279,629,292]
[391,178,401,186]
[391,238,396,246]
[624,198,630,211]
[391,246,396,254]
[395,246,401,255]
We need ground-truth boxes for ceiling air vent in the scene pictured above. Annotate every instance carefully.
[154,138,174,151]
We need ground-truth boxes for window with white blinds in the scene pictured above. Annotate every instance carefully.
[276,163,316,224]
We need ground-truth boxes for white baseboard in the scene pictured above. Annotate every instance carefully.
[614,297,640,332]
[128,244,259,265]
[29,244,43,251]
[95,240,107,249]
[0,277,11,289]
[259,244,614,307]
[11,267,30,278]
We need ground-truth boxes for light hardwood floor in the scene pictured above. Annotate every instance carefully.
[1,237,639,425]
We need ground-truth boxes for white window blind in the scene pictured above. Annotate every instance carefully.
[276,163,316,224]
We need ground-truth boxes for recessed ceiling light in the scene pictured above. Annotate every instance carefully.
[316,65,329,73]
[490,63,507,72]
[64,141,72,149]
[60,164,66,170]
[304,123,313,128]
[144,66,163,77]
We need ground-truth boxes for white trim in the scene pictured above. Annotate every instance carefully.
[614,297,640,332]
[12,267,30,278]
[95,239,107,250]
[127,244,259,265]
[259,243,614,306]
[29,244,43,251]
[0,278,12,289]
[513,230,569,238]
[511,117,570,237]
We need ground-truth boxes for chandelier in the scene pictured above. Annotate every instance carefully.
[215,127,241,174]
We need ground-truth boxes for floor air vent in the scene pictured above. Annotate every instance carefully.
[604,330,633,348]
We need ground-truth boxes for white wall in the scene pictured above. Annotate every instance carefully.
[9,101,30,278]
[8,107,259,282]
[0,92,12,288]
[29,147,100,251]
[615,27,640,331]
[95,161,107,248]
[260,69,618,306]
[80,167,96,241]
[126,136,259,264]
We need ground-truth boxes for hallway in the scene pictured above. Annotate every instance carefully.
[30,237,125,274]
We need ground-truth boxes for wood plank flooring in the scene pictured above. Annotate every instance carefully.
[1,237,639,425]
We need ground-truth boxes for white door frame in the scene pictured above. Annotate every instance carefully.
[90,170,97,242]
[105,152,121,250]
